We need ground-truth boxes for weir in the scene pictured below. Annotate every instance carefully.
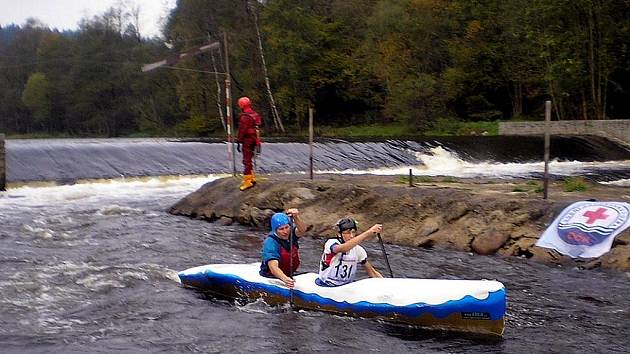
[3,136,630,184]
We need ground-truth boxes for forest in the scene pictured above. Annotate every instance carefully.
[1,0,629,138]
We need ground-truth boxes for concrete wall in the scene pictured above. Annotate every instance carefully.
[499,119,630,146]
[0,134,5,191]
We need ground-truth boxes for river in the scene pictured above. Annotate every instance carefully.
[1,138,629,353]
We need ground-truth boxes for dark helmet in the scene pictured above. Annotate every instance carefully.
[237,96,251,110]
[335,218,357,233]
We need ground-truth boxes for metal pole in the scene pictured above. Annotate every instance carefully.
[309,107,314,180]
[543,100,551,199]
[0,134,5,191]
[224,32,236,176]
[409,168,413,187]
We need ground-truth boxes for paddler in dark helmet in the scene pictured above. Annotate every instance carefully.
[316,218,383,287]
[260,208,307,288]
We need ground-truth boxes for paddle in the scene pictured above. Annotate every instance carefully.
[288,215,295,307]
[377,233,394,278]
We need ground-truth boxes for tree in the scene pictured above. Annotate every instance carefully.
[22,72,52,132]
[361,0,454,129]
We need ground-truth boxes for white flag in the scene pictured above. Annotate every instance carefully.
[536,201,630,258]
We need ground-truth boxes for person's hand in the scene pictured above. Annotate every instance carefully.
[283,277,295,288]
[236,143,241,153]
[368,224,383,234]
[286,208,299,218]
[255,144,261,154]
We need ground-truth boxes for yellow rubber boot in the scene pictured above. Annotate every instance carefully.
[251,171,256,185]
[239,174,255,191]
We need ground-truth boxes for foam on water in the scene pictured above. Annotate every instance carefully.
[0,174,225,209]
[602,179,630,187]
[318,146,630,182]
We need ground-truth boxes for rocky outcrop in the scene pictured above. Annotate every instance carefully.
[168,174,630,271]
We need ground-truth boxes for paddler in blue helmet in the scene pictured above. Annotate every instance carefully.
[260,208,307,288]
[316,218,383,287]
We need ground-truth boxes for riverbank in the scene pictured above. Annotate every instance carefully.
[2,120,499,140]
[168,174,630,271]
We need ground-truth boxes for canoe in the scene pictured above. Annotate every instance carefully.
[178,263,506,336]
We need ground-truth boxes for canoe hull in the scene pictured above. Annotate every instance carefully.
[178,263,506,336]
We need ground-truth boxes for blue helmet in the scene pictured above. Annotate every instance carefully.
[271,212,290,234]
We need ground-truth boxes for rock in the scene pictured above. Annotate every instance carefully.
[283,187,316,203]
[529,246,566,263]
[444,201,469,221]
[528,209,545,221]
[418,217,440,237]
[471,228,510,255]
[416,237,435,248]
[613,229,630,246]
[168,174,630,271]
[250,207,274,228]
[511,213,531,226]
[597,243,630,271]
[501,237,537,257]
[216,217,233,226]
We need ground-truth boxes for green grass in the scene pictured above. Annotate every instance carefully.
[563,177,588,192]
[396,175,457,184]
[396,175,436,184]
[6,132,77,139]
[424,118,499,136]
[315,124,411,138]
[306,119,500,138]
[417,176,435,183]
[511,180,544,193]
[5,119,505,140]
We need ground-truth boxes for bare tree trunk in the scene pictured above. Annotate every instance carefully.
[581,91,588,120]
[602,69,608,119]
[210,51,226,131]
[588,6,598,120]
[510,81,523,118]
[129,3,142,42]
[549,81,562,121]
[596,3,609,120]
[248,0,284,132]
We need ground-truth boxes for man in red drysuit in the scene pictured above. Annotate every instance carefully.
[236,96,262,191]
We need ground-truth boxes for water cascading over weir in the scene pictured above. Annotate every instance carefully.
[3,136,630,185]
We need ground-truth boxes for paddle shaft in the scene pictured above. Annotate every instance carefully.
[288,216,295,307]
[377,233,394,278]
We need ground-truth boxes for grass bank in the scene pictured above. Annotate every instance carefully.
[5,120,502,140]
[284,120,500,138]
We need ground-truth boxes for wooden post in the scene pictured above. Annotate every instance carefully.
[0,134,5,191]
[543,100,551,199]
[309,107,314,180]
[409,168,413,187]
[224,32,236,176]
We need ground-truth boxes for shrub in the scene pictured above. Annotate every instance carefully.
[563,177,588,192]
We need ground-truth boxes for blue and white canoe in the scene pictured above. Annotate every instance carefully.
[178,263,506,336]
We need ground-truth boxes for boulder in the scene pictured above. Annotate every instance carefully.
[471,228,510,255]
